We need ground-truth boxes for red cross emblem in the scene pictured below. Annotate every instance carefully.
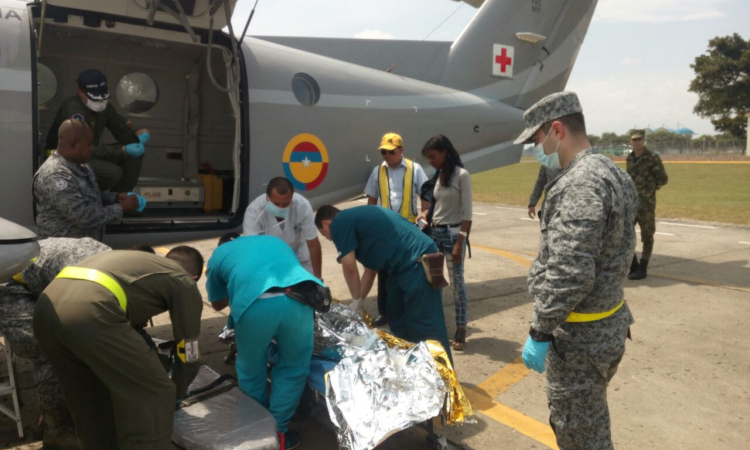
[492,44,515,78]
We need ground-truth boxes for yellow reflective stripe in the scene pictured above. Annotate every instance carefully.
[378,164,391,210]
[12,257,38,285]
[402,158,416,222]
[56,267,127,312]
[378,159,416,222]
[566,300,624,323]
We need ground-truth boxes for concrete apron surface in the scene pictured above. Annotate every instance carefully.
[1,200,748,450]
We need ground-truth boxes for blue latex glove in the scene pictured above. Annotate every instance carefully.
[522,336,551,373]
[138,131,150,145]
[127,192,147,212]
[124,142,145,158]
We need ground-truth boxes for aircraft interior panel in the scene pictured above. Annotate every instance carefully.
[36,23,242,224]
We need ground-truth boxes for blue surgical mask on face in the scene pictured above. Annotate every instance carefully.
[264,200,289,219]
[533,127,562,170]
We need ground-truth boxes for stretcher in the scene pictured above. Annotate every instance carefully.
[171,365,279,450]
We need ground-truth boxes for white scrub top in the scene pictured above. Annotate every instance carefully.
[242,192,318,274]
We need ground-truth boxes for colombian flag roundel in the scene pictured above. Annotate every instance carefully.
[282,134,329,191]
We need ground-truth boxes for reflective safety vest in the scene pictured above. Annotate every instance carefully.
[378,158,417,222]
[56,267,127,312]
[565,299,624,323]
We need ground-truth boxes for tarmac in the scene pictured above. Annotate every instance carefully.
[1,199,749,450]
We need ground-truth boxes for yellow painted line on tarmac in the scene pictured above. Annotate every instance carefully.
[460,246,556,446]
[650,271,750,294]
[473,244,533,269]
[476,356,532,398]
[463,385,559,449]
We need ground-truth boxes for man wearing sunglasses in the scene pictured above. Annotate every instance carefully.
[626,129,669,280]
[363,133,430,325]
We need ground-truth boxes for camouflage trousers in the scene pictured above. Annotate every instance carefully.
[546,322,629,450]
[634,205,655,261]
[0,287,66,410]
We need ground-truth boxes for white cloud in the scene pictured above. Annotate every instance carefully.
[353,29,396,40]
[620,57,640,66]
[567,68,716,136]
[594,0,726,23]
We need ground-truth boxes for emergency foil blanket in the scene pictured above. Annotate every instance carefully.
[324,340,447,450]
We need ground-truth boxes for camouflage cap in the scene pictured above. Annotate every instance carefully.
[514,91,583,144]
[630,129,646,139]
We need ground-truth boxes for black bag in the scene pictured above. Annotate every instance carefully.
[282,280,332,313]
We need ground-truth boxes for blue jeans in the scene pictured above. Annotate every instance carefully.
[431,226,468,328]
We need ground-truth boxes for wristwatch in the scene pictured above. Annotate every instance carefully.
[459,231,468,238]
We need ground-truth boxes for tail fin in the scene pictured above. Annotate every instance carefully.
[439,0,598,109]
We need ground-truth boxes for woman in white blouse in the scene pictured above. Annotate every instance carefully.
[416,135,473,351]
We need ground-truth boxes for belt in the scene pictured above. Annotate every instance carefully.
[430,223,461,229]
[56,267,127,312]
[565,300,624,323]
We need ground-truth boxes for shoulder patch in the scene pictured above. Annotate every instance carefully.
[53,178,68,191]
[71,113,85,122]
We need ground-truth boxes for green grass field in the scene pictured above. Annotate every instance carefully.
[472,161,750,225]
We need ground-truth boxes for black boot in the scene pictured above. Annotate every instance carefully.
[628,259,649,280]
[628,255,639,276]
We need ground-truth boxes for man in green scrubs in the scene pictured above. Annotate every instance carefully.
[315,205,452,361]
[33,248,204,450]
[206,235,324,450]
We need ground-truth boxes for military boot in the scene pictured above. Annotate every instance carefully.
[628,259,649,280]
[628,255,639,277]
[42,405,80,450]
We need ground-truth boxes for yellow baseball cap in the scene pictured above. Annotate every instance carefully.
[378,133,403,151]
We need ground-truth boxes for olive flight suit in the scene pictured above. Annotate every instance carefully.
[34,251,203,450]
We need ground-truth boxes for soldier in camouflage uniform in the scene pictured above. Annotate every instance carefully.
[626,129,668,280]
[45,69,150,192]
[515,92,638,450]
[527,165,562,221]
[0,237,111,449]
[34,120,140,240]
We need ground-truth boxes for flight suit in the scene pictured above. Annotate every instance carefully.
[626,148,668,262]
[529,149,638,450]
[33,152,123,240]
[206,236,323,434]
[329,206,452,362]
[34,251,203,450]
[0,238,110,445]
[46,96,142,192]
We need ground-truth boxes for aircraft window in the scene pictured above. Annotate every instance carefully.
[116,73,159,114]
[37,64,57,106]
[292,73,320,106]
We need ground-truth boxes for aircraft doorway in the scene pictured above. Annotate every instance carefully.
[33,11,248,237]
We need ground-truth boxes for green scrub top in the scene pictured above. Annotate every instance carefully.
[206,236,324,323]
[330,206,437,272]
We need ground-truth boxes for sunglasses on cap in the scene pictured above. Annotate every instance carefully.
[380,149,397,156]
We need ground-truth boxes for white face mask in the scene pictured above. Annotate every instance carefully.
[533,127,562,170]
[85,99,108,113]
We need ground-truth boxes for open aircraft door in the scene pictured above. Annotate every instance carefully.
[19,0,250,247]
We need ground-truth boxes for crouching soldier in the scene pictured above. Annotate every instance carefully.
[34,248,204,450]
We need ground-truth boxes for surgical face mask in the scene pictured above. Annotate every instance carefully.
[264,200,289,219]
[533,127,562,170]
[85,99,108,113]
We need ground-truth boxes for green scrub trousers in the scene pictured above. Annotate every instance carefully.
[386,263,453,363]
[233,295,314,433]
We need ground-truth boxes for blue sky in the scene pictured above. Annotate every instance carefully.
[232,0,750,137]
